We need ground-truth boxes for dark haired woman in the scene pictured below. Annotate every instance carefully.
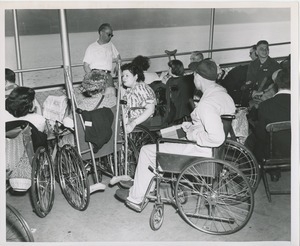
[165,59,195,124]
[121,63,156,133]
[132,55,159,85]
[5,87,46,132]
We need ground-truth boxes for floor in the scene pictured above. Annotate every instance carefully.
[6,170,292,245]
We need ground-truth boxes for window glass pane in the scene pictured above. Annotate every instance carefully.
[213,8,290,64]
[67,9,211,83]
[5,9,63,88]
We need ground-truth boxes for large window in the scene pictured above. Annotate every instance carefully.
[5,8,291,88]
[5,10,63,88]
[213,8,290,64]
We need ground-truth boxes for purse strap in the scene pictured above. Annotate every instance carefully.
[93,95,105,110]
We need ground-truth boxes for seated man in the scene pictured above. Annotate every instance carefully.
[245,40,281,113]
[245,68,291,181]
[115,59,236,211]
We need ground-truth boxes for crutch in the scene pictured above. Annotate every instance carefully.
[64,68,106,193]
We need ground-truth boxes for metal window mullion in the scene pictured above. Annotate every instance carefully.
[12,9,23,86]
[208,8,215,59]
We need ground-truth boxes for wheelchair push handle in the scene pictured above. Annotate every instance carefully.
[221,114,235,120]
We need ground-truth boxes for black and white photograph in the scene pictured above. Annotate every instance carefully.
[1,1,299,246]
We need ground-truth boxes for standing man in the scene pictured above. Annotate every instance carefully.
[115,59,236,211]
[83,23,120,91]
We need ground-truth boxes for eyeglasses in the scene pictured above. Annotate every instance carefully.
[102,31,114,38]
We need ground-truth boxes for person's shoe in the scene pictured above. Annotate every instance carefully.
[115,188,129,202]
[125,199,149,212]
[119,180,134,189]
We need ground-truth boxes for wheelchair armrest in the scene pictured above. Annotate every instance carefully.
[158,137,196,144]
[6,127,24,139]
[156,137,197,151]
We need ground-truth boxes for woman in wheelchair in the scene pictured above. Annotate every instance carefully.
[62,70,117,129]
[77,70,117,110]
[5,86,46,132]
[115,59,236,211]
[121,63,156,133]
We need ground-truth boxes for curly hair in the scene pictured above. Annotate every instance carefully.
[132,55,150,71]
[6,87,35,117]
[121,63,145,82]
[168,60,185,76]
[81,70,107,97]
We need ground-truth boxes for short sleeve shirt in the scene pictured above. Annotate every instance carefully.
[83,41,119,71]
[122,82,156,119]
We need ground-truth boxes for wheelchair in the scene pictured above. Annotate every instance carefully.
[6,120,55,218]
[132,115,254,235]
[62,60,157,194]
[6,203,34,242]
[132,67,260,193]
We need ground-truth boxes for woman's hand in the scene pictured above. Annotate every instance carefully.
[126,120,137,133]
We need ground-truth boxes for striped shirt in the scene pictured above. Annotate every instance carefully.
[123,82,156,119]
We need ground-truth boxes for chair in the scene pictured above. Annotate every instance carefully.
[261,121,291,202]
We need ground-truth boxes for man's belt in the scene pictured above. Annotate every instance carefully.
[92,69,111,74]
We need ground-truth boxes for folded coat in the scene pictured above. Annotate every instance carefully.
[81,107,114,153]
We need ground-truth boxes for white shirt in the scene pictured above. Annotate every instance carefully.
[5,110,46,132]
[144,72,160,84]
[83,41,119,71]
[188,84,236,148]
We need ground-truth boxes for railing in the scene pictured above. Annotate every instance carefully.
[14,41,290,91]
[8,9,290,91]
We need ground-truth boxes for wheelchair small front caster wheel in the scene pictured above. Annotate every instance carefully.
[149,204,164,231]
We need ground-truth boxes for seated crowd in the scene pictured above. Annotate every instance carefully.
[5,38,291,208]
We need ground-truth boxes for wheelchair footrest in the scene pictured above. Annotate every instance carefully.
[90,183,106,193]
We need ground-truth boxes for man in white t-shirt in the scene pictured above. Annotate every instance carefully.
[83,23,120,90]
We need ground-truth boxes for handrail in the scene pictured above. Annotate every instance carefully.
[13,41,291,75]
[31,54,288,91]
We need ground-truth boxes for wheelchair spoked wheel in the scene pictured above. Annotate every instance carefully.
[149,204,164,231]
[6,204,34,242]
[223,139,260,192]
[123,125,156,179]
[130,125,157,153]
[175,159,254,235]
[116,138,139,178]
[127,138,139,178]
[57,144,90,211]
[31,146,55,218]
